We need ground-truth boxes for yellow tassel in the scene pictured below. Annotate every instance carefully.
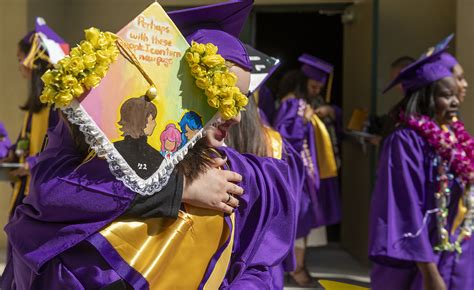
[22,33,51,69]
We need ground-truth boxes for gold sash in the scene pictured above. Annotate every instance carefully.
[99,205,235,289]
[311,114,337,179]
[263,126,283,160]
[9,107,50,213]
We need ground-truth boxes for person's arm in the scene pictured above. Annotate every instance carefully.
[122,158,244,219]
[417,262,447,290]
[369,129,438,268]
[121,171,184,219]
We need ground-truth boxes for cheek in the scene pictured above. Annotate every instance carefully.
[435,98,449,112]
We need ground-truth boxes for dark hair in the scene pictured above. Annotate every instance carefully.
[389,77,456,123]
[390,56,415,70]
[118,96,157,139]
[225,94,268,157]
[276,70,311,103]
[18,37,51,113]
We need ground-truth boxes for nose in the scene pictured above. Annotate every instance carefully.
[451,96,460,107]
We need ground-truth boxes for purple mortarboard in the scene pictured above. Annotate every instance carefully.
[168,0,253,71]
[384,35,454,95]
[21,17,69,68]
[298,53,334,102]
[298,53,334,84]
[22,31,35,45]
[423,34,458,70]
[440,52,458,70]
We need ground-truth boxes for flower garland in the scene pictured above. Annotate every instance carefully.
[40,28,119,107]
[185,41,248,120]
[406,115,474,253]
[406,116,474,185]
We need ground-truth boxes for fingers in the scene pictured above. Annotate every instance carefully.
[222,170,242,183]
[226,182,244,196]
[211,157,227,168]
[224,194,239,208]
[218,202,235,215]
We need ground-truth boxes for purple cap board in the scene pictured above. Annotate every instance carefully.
[168,0,253,71]
[298,53,334,84]
[383,34,455,95]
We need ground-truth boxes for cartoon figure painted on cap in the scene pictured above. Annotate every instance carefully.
[160,123,182,159]
[114,96,163,179]
[179,111,203,147]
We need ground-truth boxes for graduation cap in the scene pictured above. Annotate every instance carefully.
[298,53,334,103]
[55,3,218,195]
[440,52,458,70]
[244,44,280,93]
[168,0,253,71]
[22,17,69,69]
[383,35,455,94]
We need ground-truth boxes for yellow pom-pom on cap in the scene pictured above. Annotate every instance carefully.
[146,86,158,101]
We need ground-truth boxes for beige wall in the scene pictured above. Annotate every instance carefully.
[341,0,373,264]
[0,0,28,249]
[341,0,456,264]
[377,0,456,115]
[457,0,474,133]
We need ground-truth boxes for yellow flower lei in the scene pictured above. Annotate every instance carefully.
[185,41,248,120]
[40,27,120,107]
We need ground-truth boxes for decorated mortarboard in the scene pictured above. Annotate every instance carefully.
[383,34,455,94]
[22,17,69,69]
[298,53,334,102]
[39,1,251,195]
[422,34,459,70]
[169,0,253,71]
[244,44,280,94]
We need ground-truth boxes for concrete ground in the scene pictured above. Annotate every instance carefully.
[285,244,370,290]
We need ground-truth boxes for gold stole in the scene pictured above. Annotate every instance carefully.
[9,107,50,213]
[310,114,337,179]
[263,126,283,160]
[99,205,235,289]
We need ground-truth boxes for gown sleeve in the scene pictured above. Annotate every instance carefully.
[369,128,437,267]
[5,121,135,273]
[219,147,297,289]
[121,171,184,219]
[273,98,307,152]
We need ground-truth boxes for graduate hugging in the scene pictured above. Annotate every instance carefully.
[1,0,300,289]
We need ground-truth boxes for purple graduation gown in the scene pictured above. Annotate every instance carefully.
[369,128,473,290]
[2,120,296,289]
[274,98,341,236]
[269,140,307,289]
[0,122,11,159]
[317,104,343,227]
